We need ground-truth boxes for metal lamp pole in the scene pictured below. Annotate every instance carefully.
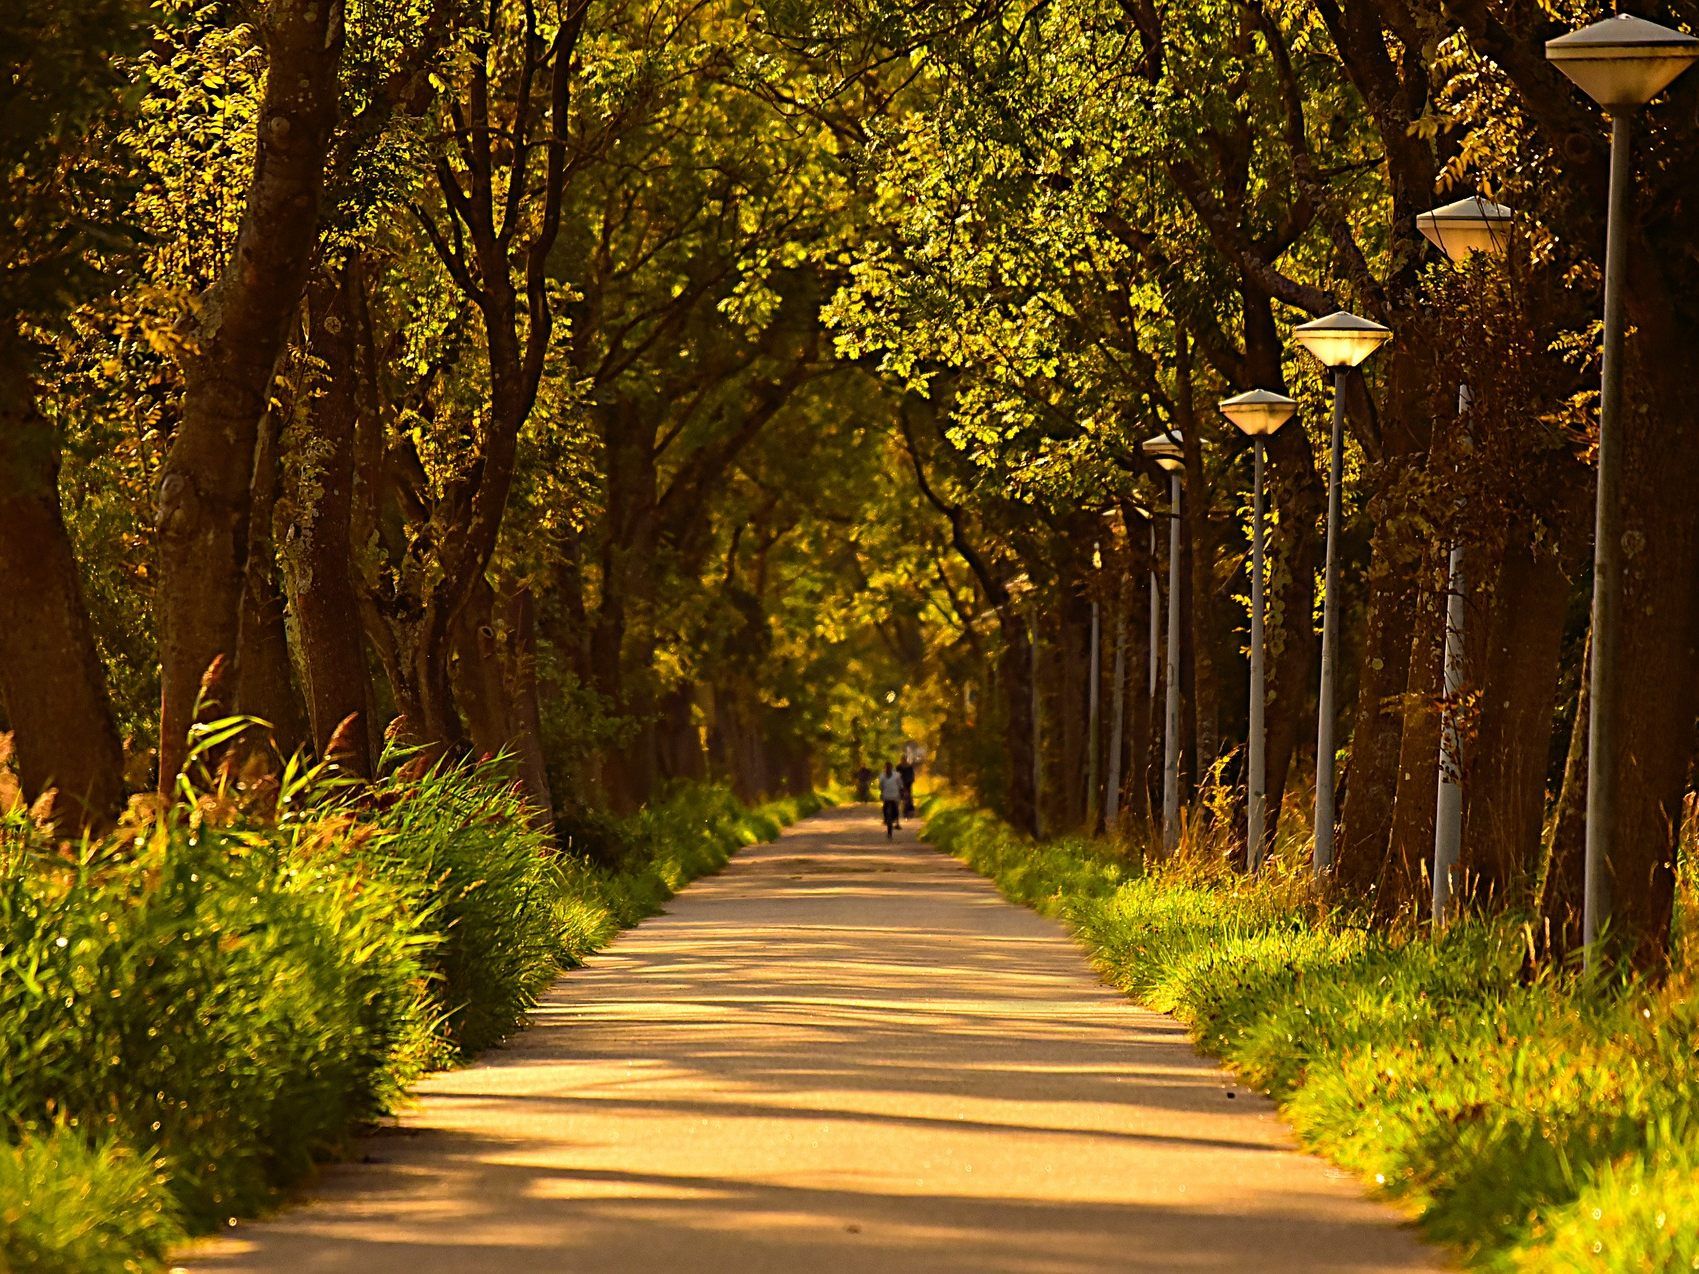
[1291,312,1392,875]
[1087,540,1103,831]
[1142,432,1187,851]
[1546,14,1699,966]
[1414,195,1515,922]
[1220,390,1299,870]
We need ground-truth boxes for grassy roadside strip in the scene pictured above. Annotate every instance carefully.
[0,773,829,1274]
[924,799,1699,1272]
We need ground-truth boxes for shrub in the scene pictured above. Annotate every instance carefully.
[0,1129,184,1274]
[357,763,565,1056]
[0,793,439,1224]
[0,766,827,1266]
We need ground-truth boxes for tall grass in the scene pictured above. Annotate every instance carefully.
[925,799,1699,1271]
[0,760,826,1272]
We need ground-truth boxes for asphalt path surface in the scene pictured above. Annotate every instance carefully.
[185,806,1444,1273]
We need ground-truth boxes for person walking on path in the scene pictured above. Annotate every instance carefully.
[896,755,917,818]
[878,762,905,837]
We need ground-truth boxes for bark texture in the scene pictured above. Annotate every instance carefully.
[285,265,375,775]
[156,0,345,788]
[0,351,125,828]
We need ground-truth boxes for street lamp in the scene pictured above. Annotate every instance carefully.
[1547,13,1699,968]
[1414,195,1514,261]
[1416,194,1515,925]
[1292,311,1392,875]
[1142,431,1186,851]
[1220,389,1298,870]
[1088,538,1104,832]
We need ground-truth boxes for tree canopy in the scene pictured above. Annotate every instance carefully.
[7,0,1699,974]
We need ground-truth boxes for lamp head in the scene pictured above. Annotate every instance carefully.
[1416,196,1515,261]
[1219,388,1298,438]
[1546,14,1699,110]
[1292,310,1393,370]
[1141,431,1185,473]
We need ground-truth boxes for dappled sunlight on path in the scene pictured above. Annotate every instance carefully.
[184,808,1443,1273]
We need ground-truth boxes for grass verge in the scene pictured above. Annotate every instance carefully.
[0,768,826,1272]
[924,799,1699,1272]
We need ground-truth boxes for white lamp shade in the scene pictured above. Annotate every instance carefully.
[1546,14,1699,110]
[1141,431,1185,472]
[1292,310,1393,370]
[1219,388,1298,437]
[1416,196,1514,260]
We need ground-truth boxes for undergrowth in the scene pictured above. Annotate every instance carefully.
[0,758,825,1272]
[925,799,1699,1272]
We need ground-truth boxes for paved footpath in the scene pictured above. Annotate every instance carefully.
[185,808,1444,1273]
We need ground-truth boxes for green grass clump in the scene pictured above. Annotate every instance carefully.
[0,1129,184,1273]
[0,788,439,1223]
[359,766,565,1056]
[924,798,1699,1271]
[0,766,826,1267]
[555,784,829,963]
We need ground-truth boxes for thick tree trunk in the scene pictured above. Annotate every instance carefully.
[0,353,125,829]
[1462,528,1569,911]
[1335,531,1419,900]
[1336,364,1437,902]
[1381,552,1445,918]
[1591,291,1699,975]
[1055,587,1092,832]
[156,0,344,790]
[453,577,555,829]
[1541,635,1588,963]
[657,683,706,782]
[454,579,513,763]
[1261,422,1323,847]
[236,407,309,757]
[285,264,375,775]
[997,607,1039,836]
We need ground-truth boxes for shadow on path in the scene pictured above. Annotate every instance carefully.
[185,807,1445,1273]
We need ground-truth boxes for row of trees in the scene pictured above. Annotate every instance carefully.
[11,0,1697,975]
[7,0,964,841]
[836,0,1699,978]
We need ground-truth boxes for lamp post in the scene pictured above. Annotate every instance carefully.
[1547,13,1699,969]
[1292,311,1392,875]
[1142,432,1186,850]
[1088,539,1103,831]
[1220,389,1298,870]
[1415,195,1514,924]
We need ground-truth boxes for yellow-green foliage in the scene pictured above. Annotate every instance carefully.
[925,799,1699,1272]
[0,771,826,1269]
[0,1129,184,1274]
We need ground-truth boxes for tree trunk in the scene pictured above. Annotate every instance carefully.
[1462,528,1569,911]
[997,607,1039,836]
[1540,634,1588,963]
[236,406,309,758]
[453,577,555,829]
[1336,431,1428,903]
[1261,422,1323,847]
[657,683,706,782]
[284,263,374,775]
[454,578,514,763]
[1590,290,1699,975]
[0,351,125,829]
[1054,586,1091,832]
[156,0,345,790]
[1381,552,1445,919]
